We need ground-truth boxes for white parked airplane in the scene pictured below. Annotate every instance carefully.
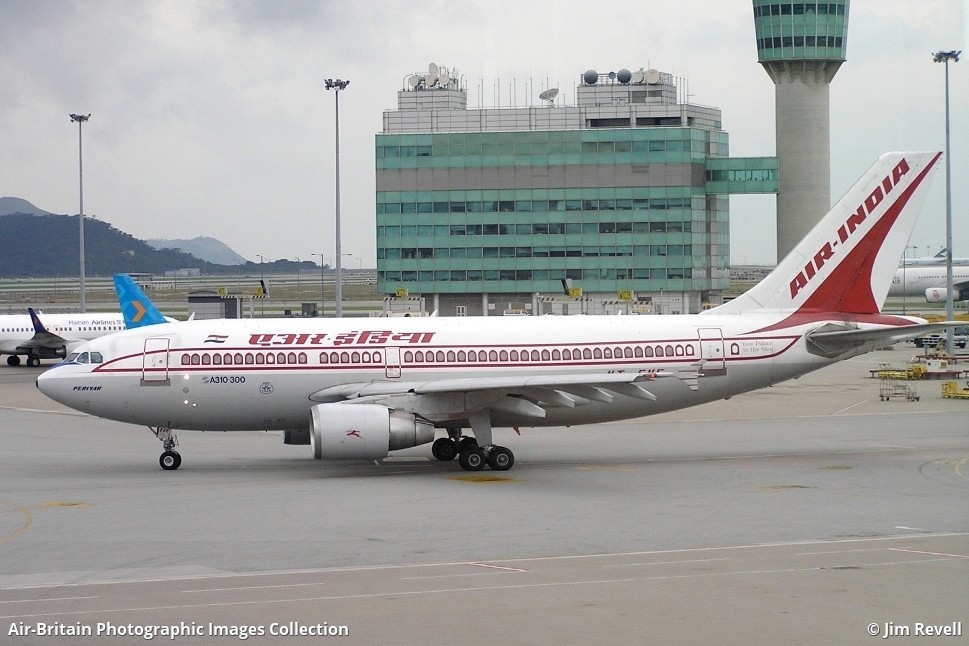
[0,275,170,366]
[889,263,969,302]
[900,248,969,267]
[38,152,950,473]
[0,309,127,367]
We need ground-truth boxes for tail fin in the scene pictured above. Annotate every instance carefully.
[27,307,50,334]
[712,152,942,316]
[113,274,169,328]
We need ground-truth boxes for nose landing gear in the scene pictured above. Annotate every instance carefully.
[151,426,181,470]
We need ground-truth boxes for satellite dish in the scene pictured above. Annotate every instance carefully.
[583,69,598,85]
[539,88,559,104]
[608,71,616,80]
[631,69,645,84]
[428,62,439,77]
[424,73,438,87]
[438,73,450,87]
[645,68,661,84]
[408,75,421,88]
[617,69,632,84]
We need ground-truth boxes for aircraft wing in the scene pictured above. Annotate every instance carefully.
[309,365,704,421]
[805,322,959,357]
[19,308,71,351]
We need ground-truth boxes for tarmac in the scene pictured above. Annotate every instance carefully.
[1,346,967,645]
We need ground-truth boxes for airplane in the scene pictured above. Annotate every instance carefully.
[899,248,969,267]
[0,275,171,367]
[37,151,951,473]
[888,264,969,302]
[0,308,127,367]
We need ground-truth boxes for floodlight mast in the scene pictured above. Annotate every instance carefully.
[69,113,91,312]
[324,78,350,317]
[932,50,960,354]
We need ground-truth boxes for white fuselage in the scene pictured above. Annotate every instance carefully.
[889,265,969,298]
[0,312,127,357]
[36,313,888,432]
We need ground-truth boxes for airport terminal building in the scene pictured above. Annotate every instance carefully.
[376,66,777,316]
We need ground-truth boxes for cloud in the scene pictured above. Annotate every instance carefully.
[1,0,965,267]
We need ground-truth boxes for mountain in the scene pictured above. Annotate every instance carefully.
[0,197,52,216]
[147,236,248,265]
[0,212,236,277]
[0,204,316,277]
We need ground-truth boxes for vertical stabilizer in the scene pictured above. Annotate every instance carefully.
[113,274,169,328]
[711,152,942,316]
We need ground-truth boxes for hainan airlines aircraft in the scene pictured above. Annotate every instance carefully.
[38,152,950,473]
[0,275,169,366]
[0,309,127,367]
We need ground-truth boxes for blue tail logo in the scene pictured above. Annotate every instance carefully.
[113,274,169,328]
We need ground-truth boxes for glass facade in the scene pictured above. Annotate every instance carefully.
[752,1,850,62]
[376,128,739,297]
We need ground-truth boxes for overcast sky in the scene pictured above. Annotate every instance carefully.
[2,0,966,267]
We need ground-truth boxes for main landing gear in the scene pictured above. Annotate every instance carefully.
[430,413,516,472]
[150,426,181,470]
[431,435,516,472]
[7,355,40,367]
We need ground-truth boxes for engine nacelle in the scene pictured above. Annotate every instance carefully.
[309,403,434,460]
[925,287,966,303]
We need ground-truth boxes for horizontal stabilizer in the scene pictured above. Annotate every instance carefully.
[806,322,960,358]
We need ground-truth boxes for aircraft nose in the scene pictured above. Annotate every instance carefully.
[35,368,67,403]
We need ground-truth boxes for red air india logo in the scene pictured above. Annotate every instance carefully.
[789,158,911,299]
[346,429,361,438]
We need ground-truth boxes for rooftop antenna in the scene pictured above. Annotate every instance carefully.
[539,87,559,106]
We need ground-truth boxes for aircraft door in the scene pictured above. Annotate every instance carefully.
[142,337,171,384]
[384,347,402,379]
[697,327,726,376]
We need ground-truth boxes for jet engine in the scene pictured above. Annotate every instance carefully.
[925,287,966,303]
[309,403,434,460]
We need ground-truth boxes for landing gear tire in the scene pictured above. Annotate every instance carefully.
[26,356,40,368]
[458,447,487,472]
[431,437,458,461]
[159,450,181,471]
[487,446,515,471]
[457,436,478,452]
[7,355,21,367]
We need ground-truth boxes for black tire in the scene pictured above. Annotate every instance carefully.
[458,436,478,452]
[458,447,486,472]
[487,446,515,471]
[27,356,40,368]
[159,451,181,470]
[7,355,21,367]
[431,437,458,461]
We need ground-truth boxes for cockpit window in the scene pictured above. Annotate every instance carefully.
[89,352,103,364]
[65,352,80,362]
[77,352,89,364]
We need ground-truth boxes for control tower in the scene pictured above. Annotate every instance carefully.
[753,0,850,260]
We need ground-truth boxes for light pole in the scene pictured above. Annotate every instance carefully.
[313,253,327,317]
[70,113,90,311]
[933,50,960,354]
[295,256,301,304]
[257,254,265,316]
[325,77,349,317]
